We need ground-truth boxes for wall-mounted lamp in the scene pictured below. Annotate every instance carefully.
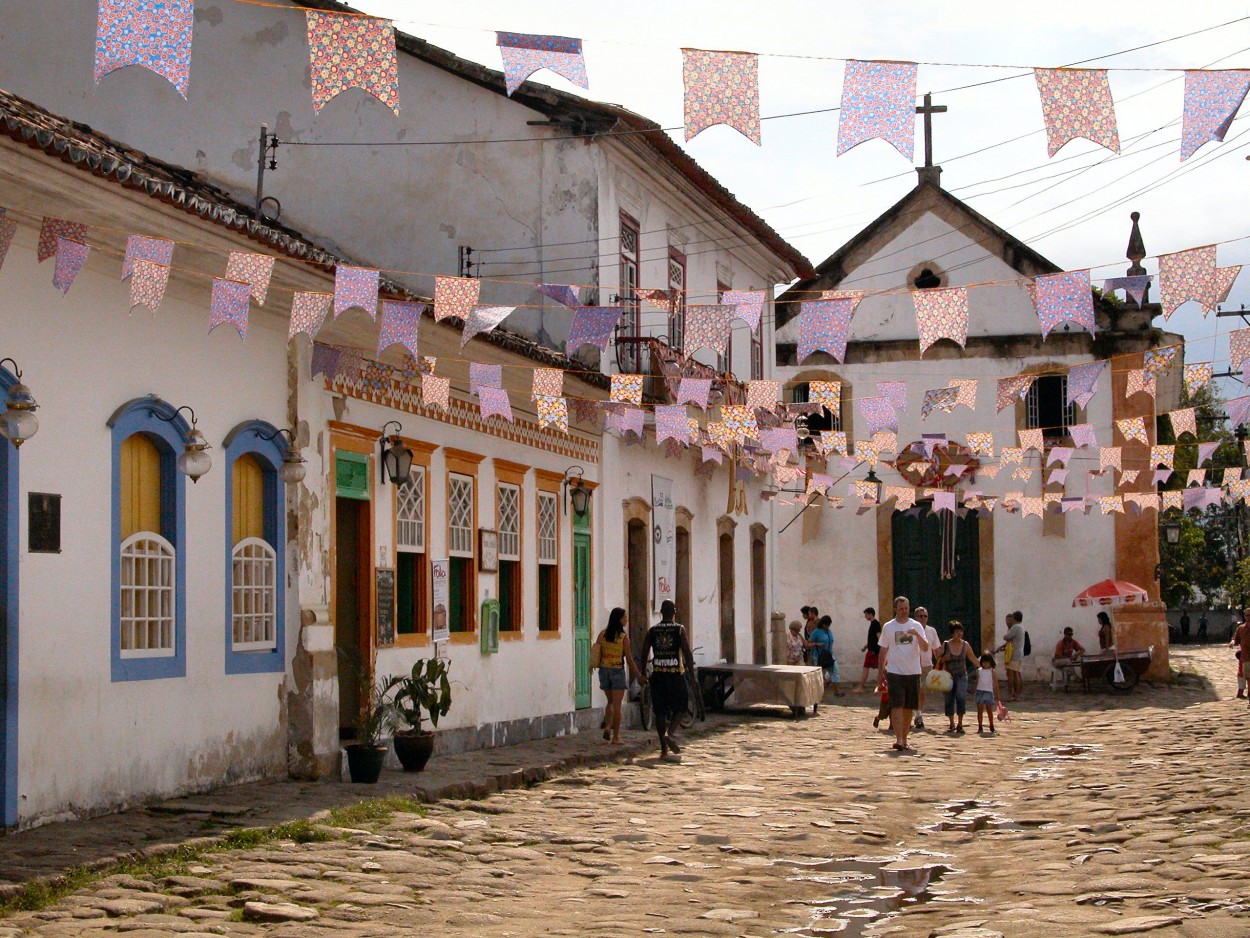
[563,465,593,517]
[794,413,810,443]
[379,420,413,486]
[155,405,212,482]
[864,467,882,485]
[1155,520,1183,579]
[0,358,38,448]
[257,426,307,485]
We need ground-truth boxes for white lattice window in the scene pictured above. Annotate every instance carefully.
[669,252,686,351]
[232,537,276,650]
[497,483,520,562]
[119,532,176,658]
[397,469,425,553]
[537,492,558,565]
[449,474,475,558]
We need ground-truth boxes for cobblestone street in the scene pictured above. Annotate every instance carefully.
[1,646,1247,937]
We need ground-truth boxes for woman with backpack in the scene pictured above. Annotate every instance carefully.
[807,615,844,696]
[590,608,645,745]
[937,621,979,734]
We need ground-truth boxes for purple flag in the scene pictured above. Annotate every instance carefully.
[721,289,766,332]
[537,283,580,307]
[122,235,174,278]
[1198,441,1220,465]
[462,305,514,347]
[208,277,252,339]
[334,266,379,319]
[567,306,621,352]
[1066,361,1105,408]
[469,362,502,397]
[1102,275,1151,307]
[378,300,425,357]
[311,344,341,380]
[497,32,588,97]
[1033,270,1096,338]
[95,0,194,98]
[682,49,761,145]
[52,238,90,294]
[479,387,513,422]
[837,60,917,160]
[859,396,899,434]
[797,293,862,363]
[878,381,908,415]
[684,304,734,356]
[1069,423,1097,448]
[655,405,692,444]
[1228,394,1250,429]
[677,378,713,409]
[289,292,332,340]
[1181,70,1250,160]
[759,427,798,454]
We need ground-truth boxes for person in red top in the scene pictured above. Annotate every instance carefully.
[1053,627,1085,660]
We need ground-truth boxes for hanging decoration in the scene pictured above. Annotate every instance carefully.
[333,266,380,318]
[859,397,898,434]
[1099,447,1122,470]
[1181,69,1250,161]
[532,367,564,398]
[1159,246,1217,319]
[966,431,993,457]
[1032,270,1096,338]
[1102,275,1151,307]
[129,258,170,313]
[1034,68,1120,157]
[1197,441,1220,465]
[1017,428,1044,452]
[37,218,87,264]
[682,49,761,144]
[478,386,513,422]
[94,0,194,98]
[434,275,481,322]
[1125,368,1156,399]
[1228,395,1250,429]
[469,362,503,397]
[1169,407,1197,438]
[1143,346,1177,376]
[1066,360,1104,408]
[1184,362,1213,396]
[1150,444,1175,468]
[995,375,1034,413]
[797,292,862,363]
[535,395,569,433]
[0,214,16,271]
[1116,416,1148,444]
[422,373,450,410]
[746,380,781,411]
[566,306,621,352]
[306,11,400,115]
[289,292,332,340]
[537,283,580,307]
[610,373,644,405]
[913,286,969,354]
[809,380,842,415]
[51,238,90,294]
[311,344,340,380]
[949,378,977,410]
[921,387,959,419]
[496,32,588,97]
[224,252,274,306]
[876,381,907,415]
[377,300,424,357]
[1212,265,1242,308]
[208,277,251,339]
[655,405,691,444]
[721,289,766,332]
[122,235,174,278]
[461,305,514,346]
[676,377,713,408]
[683,304,734,356]
[837,60,917,160]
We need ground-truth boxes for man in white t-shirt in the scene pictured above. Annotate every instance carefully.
[877,595,930,752]
[913,607,942,731]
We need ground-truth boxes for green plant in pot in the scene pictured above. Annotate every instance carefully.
[387,658,452,772]
[345,672,397,784]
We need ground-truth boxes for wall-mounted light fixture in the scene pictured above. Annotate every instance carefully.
[0,358,38,448]
[155,405,212,482]
[379,420,413,486]
[563,465,593,517]
[257,426,307,485]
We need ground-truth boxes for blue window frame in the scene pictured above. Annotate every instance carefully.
[222,421,286,675]
[1,365,20,826]
[107,396,189,682]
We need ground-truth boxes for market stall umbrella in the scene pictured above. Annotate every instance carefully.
[1072,579,1150,608]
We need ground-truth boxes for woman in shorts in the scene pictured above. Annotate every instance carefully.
[592,608,644,745]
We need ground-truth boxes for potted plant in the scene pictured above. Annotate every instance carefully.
[345,673,396,784]
[387,658,452,772]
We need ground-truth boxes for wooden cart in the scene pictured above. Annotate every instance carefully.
[1053,646,1153,693]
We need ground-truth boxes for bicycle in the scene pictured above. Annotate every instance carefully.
[638,646,705,730]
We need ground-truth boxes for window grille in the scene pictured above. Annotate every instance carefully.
[449,474,475,558]
[537,492,558,565]
[231,537,277,650]
[396,468,425,552]
[497,483,520,561]
[1026,375,1074,438]
[119,532,176,657]
[669,254,686,351]
[619,216,641,373]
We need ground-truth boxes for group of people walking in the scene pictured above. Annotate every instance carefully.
[785,607,845,696]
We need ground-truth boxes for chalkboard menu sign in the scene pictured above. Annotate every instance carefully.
[28,493,61,553]
[376,567,396,646]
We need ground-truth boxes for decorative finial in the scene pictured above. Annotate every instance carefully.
[1126,211,1146,274]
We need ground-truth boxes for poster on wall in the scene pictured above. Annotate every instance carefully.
[431,558,450,645]
[652,475,675,612]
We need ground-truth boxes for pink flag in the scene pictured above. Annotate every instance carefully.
[1067,361,1105,408]
[208,278,251,339]
[1169,408,1197,439]
[995,375,1034,413]
[1032,270,1096,338]
[566,306,621,352]
[435,275,481,322]
[378,300,425,357]
[535,395,568,433]
[306,11,400,115]
[334,266,379,318]
[1212,266,1242,308]
[682,50,761,145]
[289,292,332,340]
[1047,447,1073,467]
[1181,70,1250,160]
[1197,441,1219,465]
[1126,369,1156,399]
[859,397,899,434]
[949,378,977,410]
[1144,346,1178,376]
[0,215,16,271]
[1149,445,1175,468]
[496,32,588,97]
[532,368,564,399]
[837,60,917,160]
[1228,395,1250,430]
[1102,275,1151,307]
[129,258,169,313]
[1116,416,1148,444]
[479,387,513,422]
[913,286,969,354]
[877,381,907,415]
[1159,246,1217,319]
[721,289,766,332]
[1018,428,1044,452]
[746,380,781,411]
[422,374,450,411]
[1034,68,1120,157]
[797,293,862,363]
[1099,447,1122,470]
[809,381,842,415]
[462,305,514,346]
[51,238,90,294]
[122,235,174,278]
[655,405,692,444]
[224,252,274,306]
[677,377,713,408]
[469,363,503,397]
[684,304,734,357]
[95,0,194,98]
[537,283,580,307]
[37,218,86,263]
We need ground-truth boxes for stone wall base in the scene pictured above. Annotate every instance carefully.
[382,706,608,769]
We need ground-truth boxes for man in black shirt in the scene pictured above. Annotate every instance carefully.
[856,607,882,692]
[640,600,696,759]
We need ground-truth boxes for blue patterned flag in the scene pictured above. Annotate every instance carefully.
[95,0,194,98]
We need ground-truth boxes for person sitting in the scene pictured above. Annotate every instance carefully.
[1053,627,1085,660]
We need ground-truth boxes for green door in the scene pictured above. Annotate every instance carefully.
[573,522,592,709]
[891,507,982,650]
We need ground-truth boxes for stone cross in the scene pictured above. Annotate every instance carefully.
[915,92,947,169]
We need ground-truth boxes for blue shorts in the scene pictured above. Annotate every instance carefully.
[598,667,627,692]
[974,690,995,707]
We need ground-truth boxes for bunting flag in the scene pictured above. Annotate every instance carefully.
[1116,416,1148,444]
[949,378,977,410]
[873,430,897,454]
[94,0,194,98]
[1099,447,1122,470]
[1153,469,1173,485]
[1169,407,1197,438]
[655,405,691,444]
[913,286,969,353]
[1126,368,1156,399]
[1225,467,1244,485]
[422,374,450,411]
[1067,360,1105,408]
[1143,346,1177,376]
[822,430,848,456]
[219,252,272,306]
[1124,492,1158,513]
[995,374,1034,413]
[1184,362,1213,396]
[1159,246,1217,319]
[537,283,580,307]
[496,32,588,97]
[721,289,766,332]
[129,258,169,313]
[1018,428,1044,452]
[1011,466,1033,481]
[853,439,881,467]
[1187,468,1208,487]
[1099,495,1125,515]
[921,387,959,418]
[933,491,958,514]
[434,275,481,322]
[876,381,907,415]
[966,431,993,457]
[1102,275,1151,307]
[606,407,644,438]
[746,380,781,411]
[853,480,880,505]
[681,49,761,145]
[1069,424,1097,448]
[307,11,400,115]
[837,60,917,160]
[999,446,1023,464]
[1048,468,1069,486]
[51,238,90,294]
[37,218,87,263]
[684,304,734,356]
[566,306,621,352]
[760,427,798,454]
[887,486,916,511]
[1197,441,1220,465]
[462,305,514,346]
[807,473,833,495]
[809,380,842,415]
[535,395,568,433]
[797,293,862,363]
[1227,395,1250,429]
[610,373,644,405]
[1181,70,1250,160]
[532,368,564,399]
[859,397,899,434]
[334,266,380,318]
[1212,266,1242,308]
[311,344,340,380]
[289,292,332,340]
[721,405,758,442]
[1018,497,1043,519]
[920,435,946,458]
[122,235,174,278]
[1232,480,1250,502]
[979,465,1001,479]
[638,288,672,309]
[469,362,502,397]
[377,300,424,357]
[1034,68,1120,157]
[1161,490,1184,512]
[676,377,713,409]
[701,444,724,465]
[1118,469,1139,487]
[1150,445,1175,468]
[0,214,16,271]
[1032,270,1096,338]
[208,278,251,339]
[478,387,513,422]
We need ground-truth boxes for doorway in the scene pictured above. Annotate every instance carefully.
[335,496,371,738]
[718,532,736,662]
[675,525,691,642]
[750,532,766,664]
[891,507,982,649]
[573,513,592,709]
[626,518,649,654]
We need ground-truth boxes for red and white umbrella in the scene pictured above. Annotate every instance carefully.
[1072,579,1150,608]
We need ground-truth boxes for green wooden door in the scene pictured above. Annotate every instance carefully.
[891,507,982,650]
[573,526,592,709]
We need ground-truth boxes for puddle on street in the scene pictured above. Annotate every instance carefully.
[925,798,1020,833]
[1010,742,1102,781]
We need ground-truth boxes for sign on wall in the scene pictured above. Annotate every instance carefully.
[431,558,450,644]
[652,475,675,612]
[376,567,395,646]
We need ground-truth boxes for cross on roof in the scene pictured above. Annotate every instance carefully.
[915,93,947,169]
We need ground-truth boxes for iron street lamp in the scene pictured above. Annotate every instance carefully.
[563,465,592,517]
[0,358,38,448]
[156,405,212,483]
[379,421,413,486]
[257,426,307,485]
[1163,520,1182,546]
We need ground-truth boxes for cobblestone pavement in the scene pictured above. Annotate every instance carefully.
[1,646,1248,937]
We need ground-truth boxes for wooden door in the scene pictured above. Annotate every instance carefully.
[573,529,592,709]
[675,526,691,644]
[719,533,736,662]
[626,519,649,654]
[335,497,371,737]
[750,535,767,664]
[891,507,982,649]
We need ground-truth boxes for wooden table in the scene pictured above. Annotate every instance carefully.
[697,664,826,718]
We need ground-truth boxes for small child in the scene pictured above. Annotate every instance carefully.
[872,676,891,730]
[975,653,1000,735]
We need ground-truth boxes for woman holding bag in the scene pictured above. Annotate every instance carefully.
[937,621,979,734]
[590,608,645,745]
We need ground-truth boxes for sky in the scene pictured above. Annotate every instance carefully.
[354,0,1250,386]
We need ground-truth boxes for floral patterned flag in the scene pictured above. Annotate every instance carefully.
[1048,468,1069,486]
[129,258,169,313]
[979,465,1001,479]
[684,304,735,356]
[1012,466,1033,481]
[637,288,672,309]
[853,439,881,467]
[611,373,644,405]
[1231,480,1250,503]
[1169,407,1197,439]
[1102,275,1152,307]
[682,49,760,145]
[1197,441,1220,465]
[478,387,513,422]
[747,380,781,411]
[1181,70,1250,160]
[535,395,568,433]
[1159,246,1218,319]
[1117,469,1139,487]
[51,238,90,294]
[1212,266,1242,308]
[532,368,564,399]
[809,381,842,415]
[0,214,16,272]
[701,444,724,465]
[922,387,959,419]
[931,490,957,514]
[462,305,514,346]
[606,407,644,438]
[1047,446,1073,467]
[1034,68,1120,157]
[837,60,918,160]
[1227,395,1250,429]
[496,32,588,97]
[223,252,274,306]
[967,431,994,457]
[378,300,425,357]
[306,11,400,115]
[1143,346,1178,376]
[921,434,947,458]
[995,374,1035,413]
[1126,368,1156,399]
[721,405,758,442]
[537,283,580,307]
[1032,270,1096,338]
[655,405,691,444]
[1067,361,1105,408]
[289,292,332,340]
[913,286,969,354]
[1127,492,1160,513]
[1099,495,1125,515]
[676,377,713,408]
[1017,496,1043,519]
[1184,362,1213,396]
[1225,467,1244,485]
[95,0,194,98]
[721,289,766,332]
[37,218,87,263]
[853,480,880,506]
[1150,445,1176,468]
[434,275,481,322]
[822,430,848,456]
[310,344,340,380]
[566,306,621,352]
[887,486,917,511]
[1161,490,1184,512]
[760,427,798,454]
[1018,428,1045,452]
[208,277,251,339]
[422,374,449,411]
[859,396,899,434]
[1153,470,1173,487]
[1188,468,1208,487]
[949,378,977,411]
[877,381,908,415]
[469,362,502,397]
[1116,416,1148,444]
[873,430,898,455]
[122,235,174,278]
[334,266,379,318]
[1099,447,1122,470]
[797,293,863,363]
